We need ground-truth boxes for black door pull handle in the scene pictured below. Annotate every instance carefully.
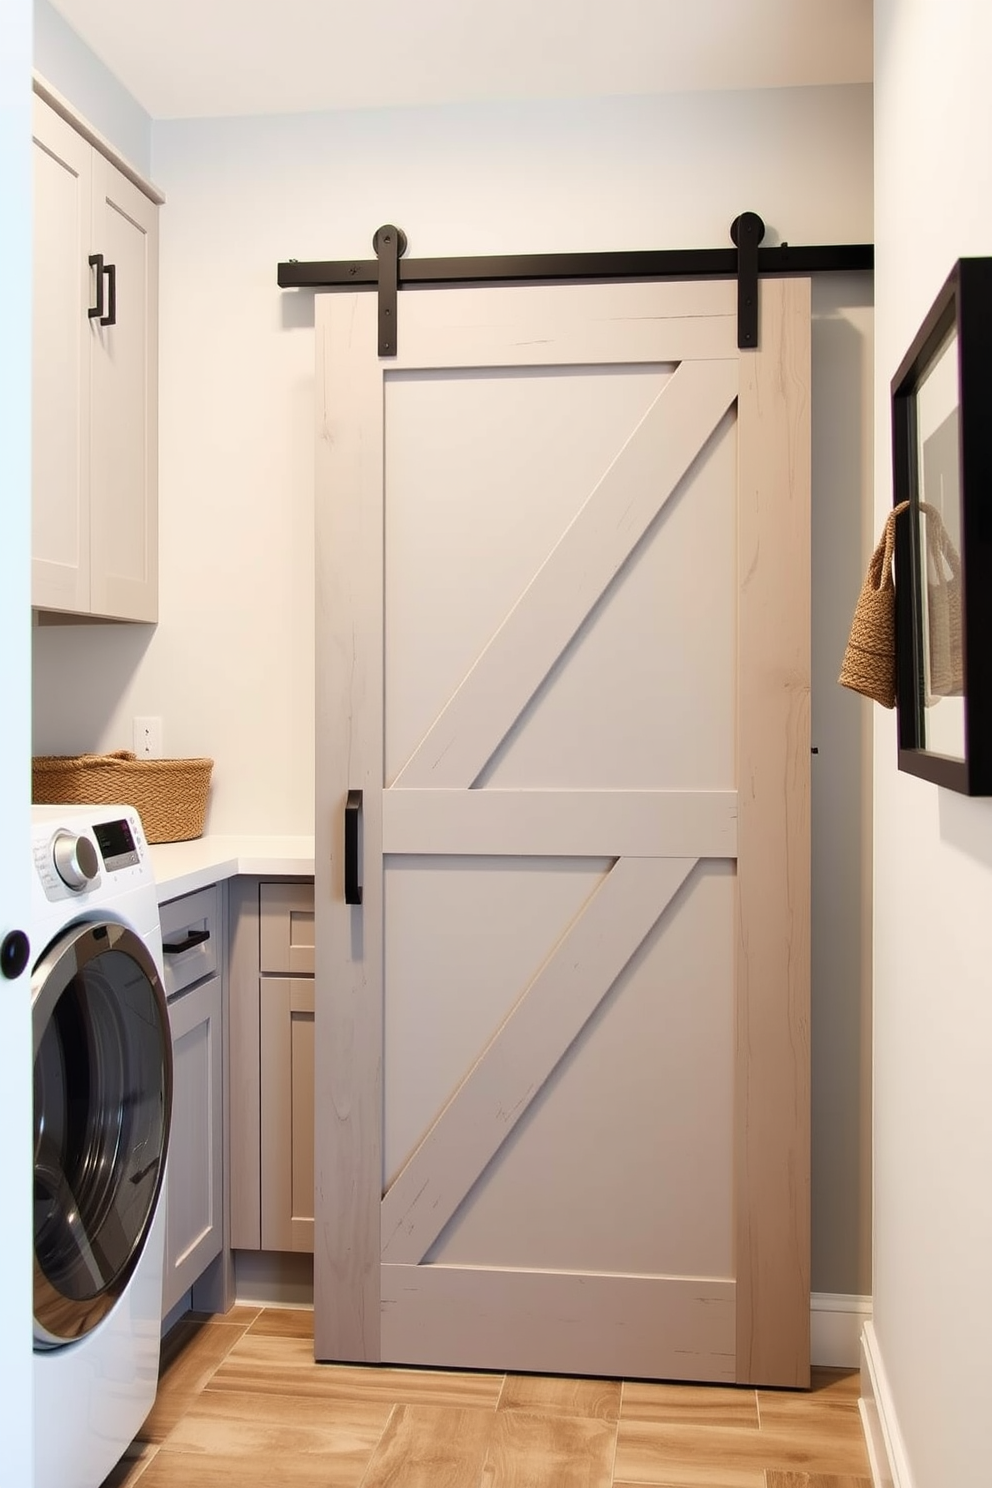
[88,253,104,319]
[345,789,363,905]
[88,253,117,325]
[102,260,116,325]
[162,928,210,955]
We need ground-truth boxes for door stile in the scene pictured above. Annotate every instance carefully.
[734,275,812,1386]
[314,297,385,1362]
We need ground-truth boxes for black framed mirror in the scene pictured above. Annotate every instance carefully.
[893,257,992,794]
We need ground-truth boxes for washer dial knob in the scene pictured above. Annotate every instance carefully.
[52,831,99,890]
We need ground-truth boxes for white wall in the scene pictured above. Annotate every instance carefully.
[31,80,875,1296]
[870,3,992,1484]
[33,82,872,833]
[0,0,36,1478]
[33,0,152,175]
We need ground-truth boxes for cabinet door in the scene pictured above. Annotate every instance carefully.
[260,881,315,975]
[89,153,159,622]
[163,975,223,1317]
[260,976,315,1252]
[31,98,91,613]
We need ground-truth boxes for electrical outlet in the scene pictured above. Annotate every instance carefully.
[133,717,163,759]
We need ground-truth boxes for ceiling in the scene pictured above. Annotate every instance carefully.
[49,0,873,121]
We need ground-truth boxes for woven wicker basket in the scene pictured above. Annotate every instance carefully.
[32,751,214,844]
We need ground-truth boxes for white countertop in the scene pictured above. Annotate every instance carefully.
[147,834,315,901]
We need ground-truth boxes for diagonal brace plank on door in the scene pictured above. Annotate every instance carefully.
[380,854,697,1264]
[392,358,739,790]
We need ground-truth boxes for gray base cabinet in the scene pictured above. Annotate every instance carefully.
[230,879,315,1253]
[260,976,315,1252]
[160,886,224,1316]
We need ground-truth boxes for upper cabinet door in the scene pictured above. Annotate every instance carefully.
[31,98,92,614]
[31,95,159,624]
[88,154,159,623]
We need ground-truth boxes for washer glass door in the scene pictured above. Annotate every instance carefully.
[32,918,172,1346]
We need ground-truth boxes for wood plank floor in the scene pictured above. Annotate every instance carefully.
[101,1307,872,1488]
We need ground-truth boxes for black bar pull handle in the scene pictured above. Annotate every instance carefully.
[345,789,363,905]
[102,260,117,325]
[88,253,105,319]
[88,255,117,326]
[162,928,210,955]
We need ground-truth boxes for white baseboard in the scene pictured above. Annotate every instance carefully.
[810,1291,871,1369]
[859,1319,916,1488]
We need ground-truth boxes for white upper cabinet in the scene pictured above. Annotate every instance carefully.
[31,95,159,622]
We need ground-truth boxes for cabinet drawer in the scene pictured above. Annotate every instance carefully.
[259,882,315,975]
[160,884,220,999]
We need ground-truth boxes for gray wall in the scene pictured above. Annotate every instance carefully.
[810,272,874,1297]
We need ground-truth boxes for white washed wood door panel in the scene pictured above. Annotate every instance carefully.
[314,278,810,1386]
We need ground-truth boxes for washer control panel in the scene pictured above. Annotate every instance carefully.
[33,811,150,904]
[91,816,142,872]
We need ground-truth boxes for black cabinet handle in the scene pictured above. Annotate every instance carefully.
[345,789,363,905]
[102,260,116,325]
[88,253,117,326]
[88,253,104,319]
[162,928,210,955]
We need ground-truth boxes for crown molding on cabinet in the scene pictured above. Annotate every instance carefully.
[32,71,165,205]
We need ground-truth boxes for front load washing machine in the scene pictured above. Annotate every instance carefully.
[30,804,172,1488]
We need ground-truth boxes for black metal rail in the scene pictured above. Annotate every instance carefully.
[277,217,873,353]
[278,241,873,290]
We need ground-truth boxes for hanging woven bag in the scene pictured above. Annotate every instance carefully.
[838,501,909,709]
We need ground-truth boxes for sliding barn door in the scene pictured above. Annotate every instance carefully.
[314,277,810,1386]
